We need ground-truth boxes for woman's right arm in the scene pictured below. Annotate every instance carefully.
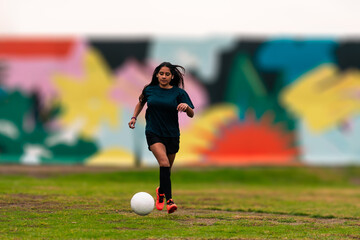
[128,101,145,129]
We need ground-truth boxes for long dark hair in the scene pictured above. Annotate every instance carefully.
[139,62,185,102]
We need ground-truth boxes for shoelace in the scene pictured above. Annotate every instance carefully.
[167,200,174,205]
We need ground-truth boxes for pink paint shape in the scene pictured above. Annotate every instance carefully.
[110,59,209,127]
[2,38,87,105]
[110,59,152,109]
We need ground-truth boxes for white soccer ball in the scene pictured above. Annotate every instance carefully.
[130,192,154,216]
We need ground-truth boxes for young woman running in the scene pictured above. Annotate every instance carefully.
[128,62,194,214]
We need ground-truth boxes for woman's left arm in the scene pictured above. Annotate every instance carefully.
[177,103,194,118]
[186,105,194,118]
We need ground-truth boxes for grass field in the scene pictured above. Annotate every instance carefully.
[1,166,360,239]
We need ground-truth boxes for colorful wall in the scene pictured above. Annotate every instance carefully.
[0,37,359,166]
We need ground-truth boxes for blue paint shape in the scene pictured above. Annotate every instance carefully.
[257,39,338,84]
[149,37,236,81]
[299,116,360,165]
[0,88,7,97]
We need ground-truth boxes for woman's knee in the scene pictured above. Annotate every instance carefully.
[150,143,170,167]
[158,159,170,167]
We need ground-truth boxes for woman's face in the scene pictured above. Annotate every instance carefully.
[157,66,173,88]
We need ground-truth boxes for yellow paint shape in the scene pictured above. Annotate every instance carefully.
[177,104,239,165]
[53,48,119,138]
[281,64,360,132]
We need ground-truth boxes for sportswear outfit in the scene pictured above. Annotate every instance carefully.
[141,85,194,153]
[140,85,194,212]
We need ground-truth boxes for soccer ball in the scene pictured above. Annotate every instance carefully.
[130,192,154,216]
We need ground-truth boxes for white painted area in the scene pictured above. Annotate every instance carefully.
[0,120,19,139]
[45,118,86,147]
[20,144,52,165]
[0,0,359,36]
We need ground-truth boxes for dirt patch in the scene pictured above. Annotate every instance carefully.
[346,234,360,239]
[0,165,136,178]
[0,193,62,211]
[350,178,360,185]
[172,208,356,226]
[175,217,218,226]
[0,193,99,212]
[234,214,349,226]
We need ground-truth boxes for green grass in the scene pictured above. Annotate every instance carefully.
[1,166,360,239]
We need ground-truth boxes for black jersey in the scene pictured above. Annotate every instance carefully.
[142,85,194,137]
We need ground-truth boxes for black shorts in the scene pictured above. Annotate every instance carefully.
[146,132,180,154]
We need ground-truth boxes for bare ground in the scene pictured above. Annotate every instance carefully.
[1,192,356,226]
[0,165,136,177]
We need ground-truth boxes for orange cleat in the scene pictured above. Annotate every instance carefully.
[156,187,165,211]
[166,199,177,214]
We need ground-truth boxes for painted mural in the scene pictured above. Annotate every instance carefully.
[0,37,359,166]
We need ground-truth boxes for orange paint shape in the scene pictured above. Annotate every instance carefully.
[0,38,75,58]
[203,113,298,165]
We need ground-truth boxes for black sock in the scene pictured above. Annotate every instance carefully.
[159,166,172,200]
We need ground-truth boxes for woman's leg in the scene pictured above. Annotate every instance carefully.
[150,143,170,167]
[150,143,172,200]
[165,152,178,213]
[167,154,176,168]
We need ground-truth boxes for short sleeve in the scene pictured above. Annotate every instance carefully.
[139,87,148,104]
[178,89,194,109]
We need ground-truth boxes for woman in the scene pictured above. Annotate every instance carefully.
[128,62,194,214]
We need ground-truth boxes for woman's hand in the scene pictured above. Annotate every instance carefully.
[128,118,136,129]
[177,103,189,112]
